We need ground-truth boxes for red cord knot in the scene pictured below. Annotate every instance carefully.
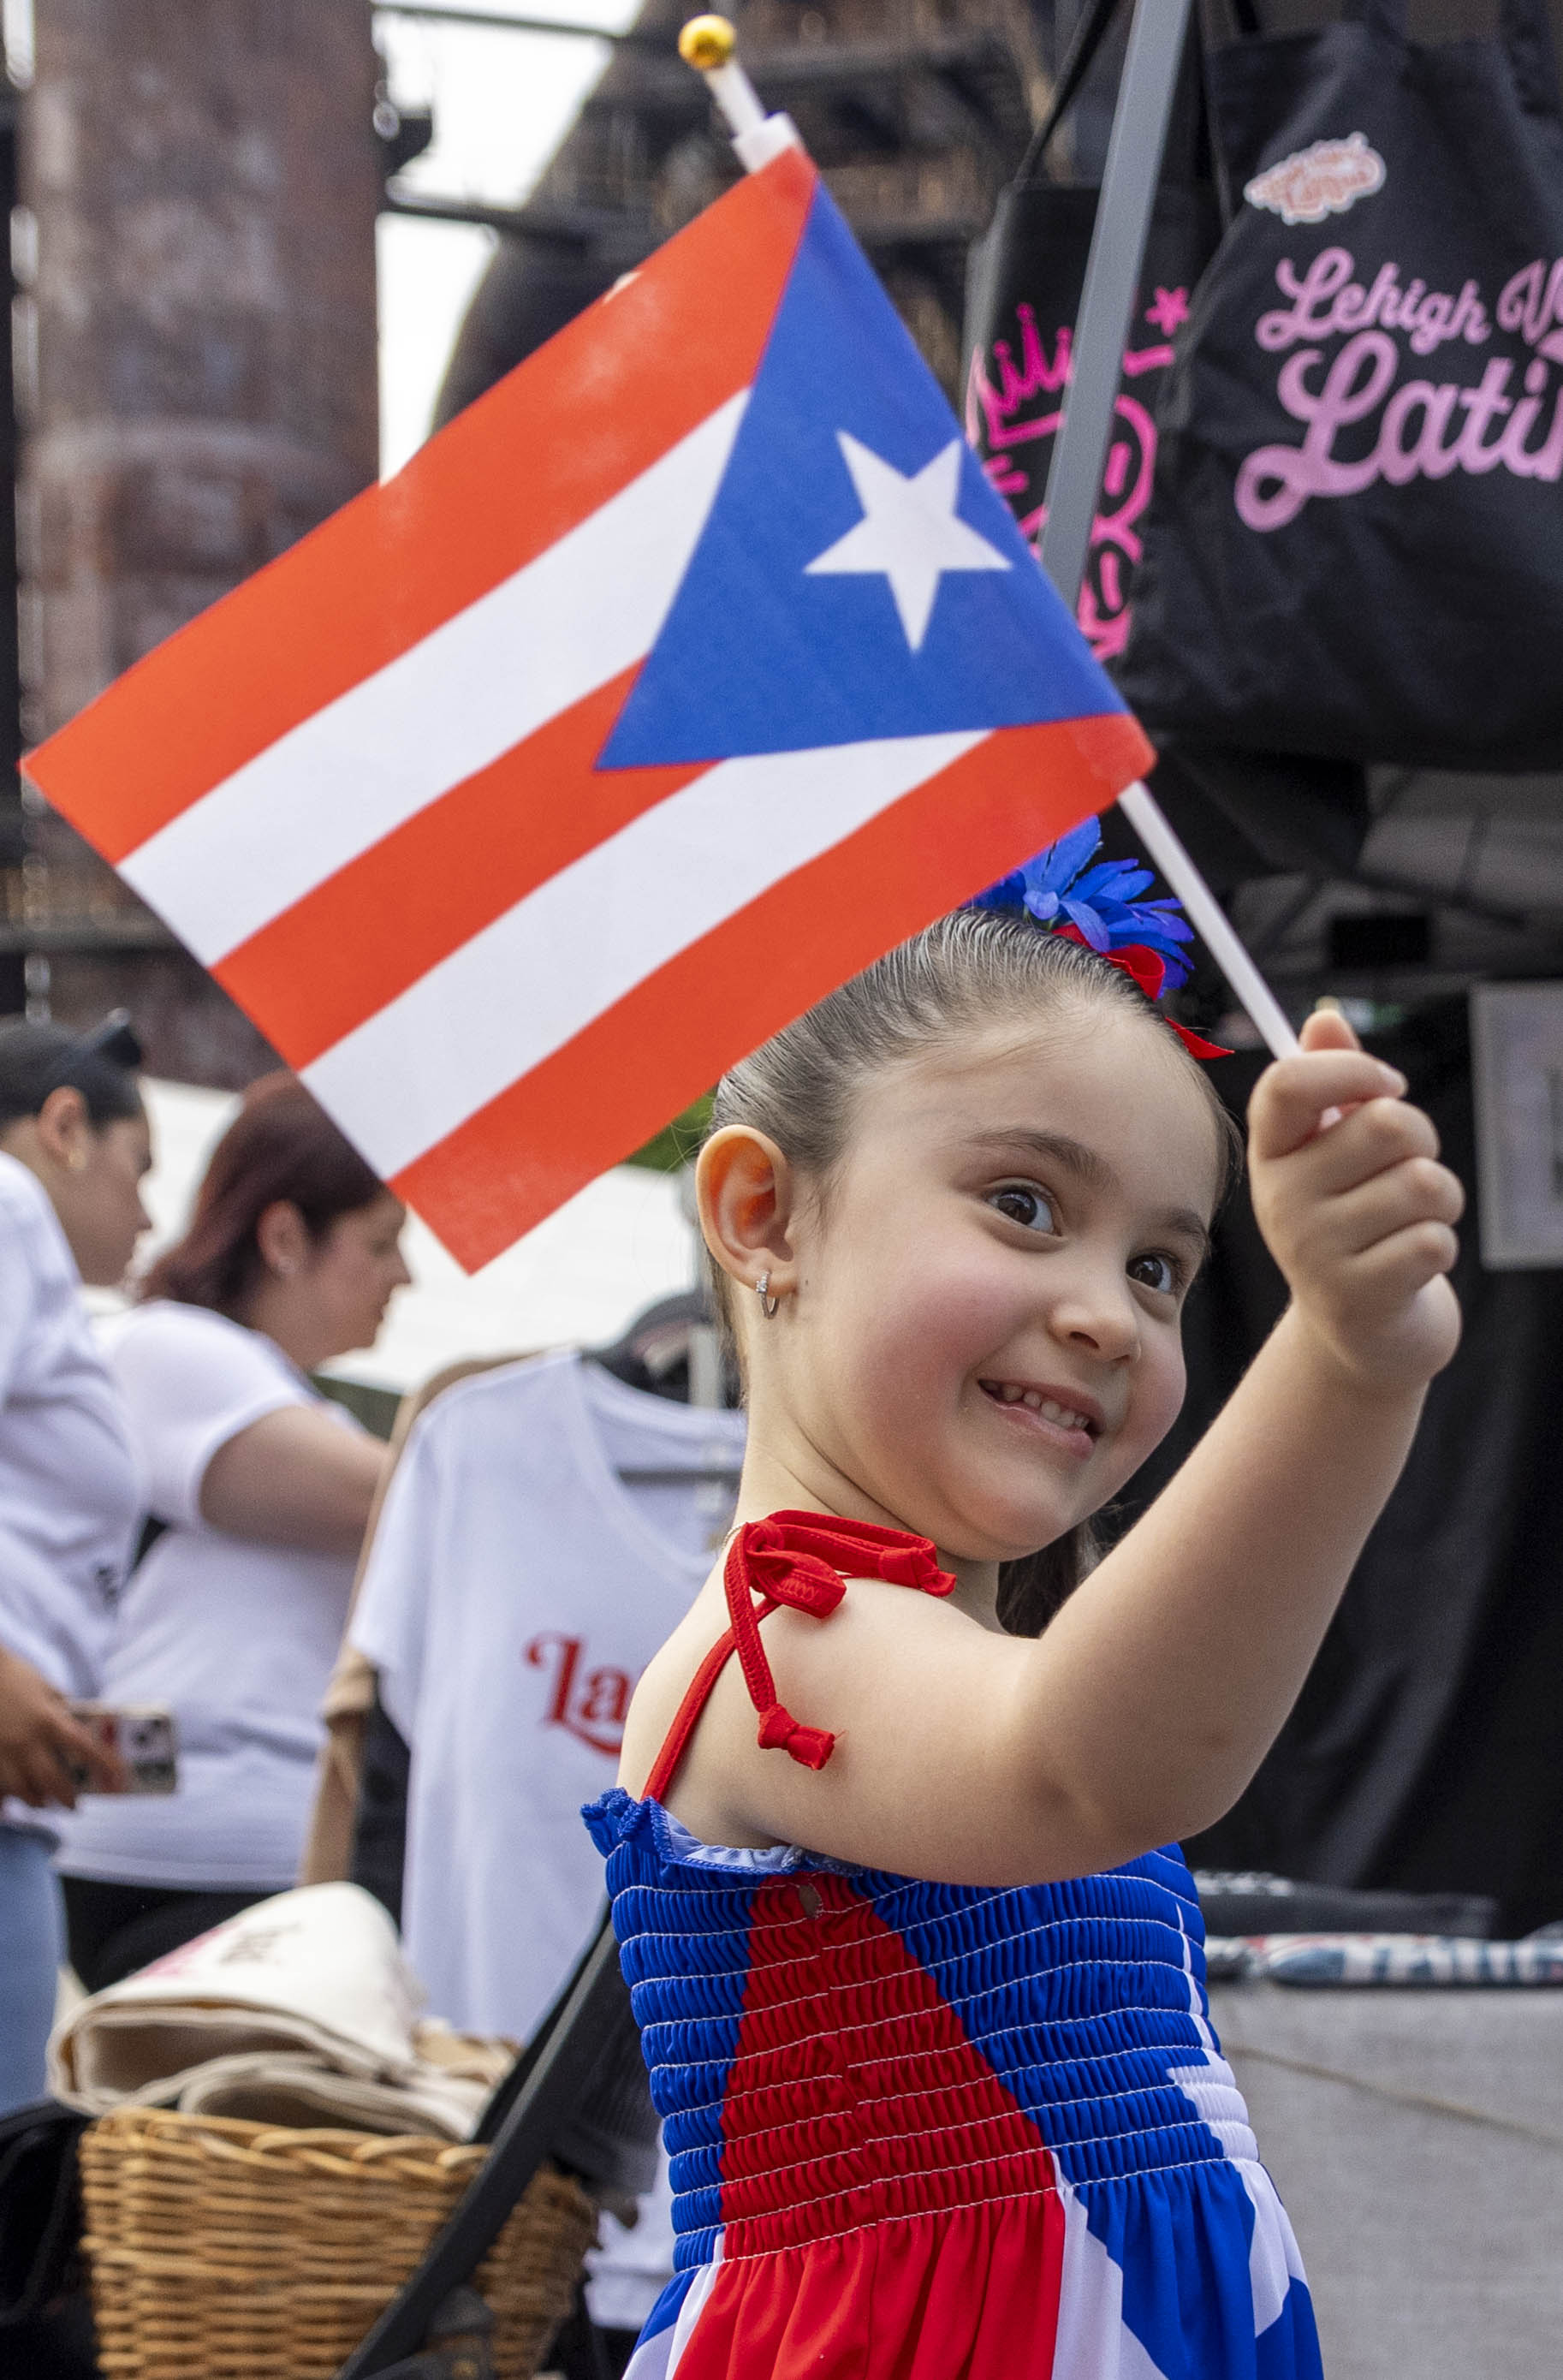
[646,1517,954,1806]
[756,1705,837,1770]
[744,1546,846,1616]
[720,1511,958,1775]
[875,1543,957,1595]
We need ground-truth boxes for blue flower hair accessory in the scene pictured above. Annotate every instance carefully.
[972,819,1229,1058]
[972,818,1194,986]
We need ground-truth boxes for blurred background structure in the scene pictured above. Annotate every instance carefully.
[2,0,382,1079]
[11,0,1563,1085]
[423,0,1046,424]
[5,0,1077,1078]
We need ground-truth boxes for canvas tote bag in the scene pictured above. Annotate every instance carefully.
[1120,0,1563,771]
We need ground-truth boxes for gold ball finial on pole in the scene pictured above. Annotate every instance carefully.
[678,12,797,162]
[679,15,738,71]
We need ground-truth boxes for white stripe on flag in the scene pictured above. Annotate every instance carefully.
[120,394,749,964]
[303,728,985,1176]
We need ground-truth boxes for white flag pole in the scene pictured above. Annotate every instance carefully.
[1114,781,1299,1057]
[679,12,1299,1061]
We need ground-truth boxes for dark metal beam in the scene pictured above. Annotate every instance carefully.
[576,27,1018,102]
[372,11,1017,91]
[383,190,656,243]
[853,214,985,251]
[383,187,982,251]
[372,3,670,46]
[0,919,177,955]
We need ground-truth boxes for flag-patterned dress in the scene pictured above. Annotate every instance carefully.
[584,1514,1323,2379]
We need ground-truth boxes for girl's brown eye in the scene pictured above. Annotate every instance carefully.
[990,1185,1056,1234]
[1129,1252,1179,1294]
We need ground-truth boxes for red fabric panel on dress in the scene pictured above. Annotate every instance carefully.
[675,1870,1066,2373]
[675,2200,1067,2377]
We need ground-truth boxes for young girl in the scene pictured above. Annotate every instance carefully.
[585,854,1462,2380]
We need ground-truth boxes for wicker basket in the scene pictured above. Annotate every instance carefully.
[79,2106,598,2380]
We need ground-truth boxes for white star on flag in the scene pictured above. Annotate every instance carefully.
[805,432,1011,651]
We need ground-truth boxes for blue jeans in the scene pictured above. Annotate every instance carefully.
[0,1826,64,2114]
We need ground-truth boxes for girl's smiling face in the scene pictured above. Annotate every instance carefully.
[744,1006,1227,1571]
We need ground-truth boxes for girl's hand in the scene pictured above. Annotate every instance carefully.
[1248,1008,1463,1395]
[0,1645,127,1807]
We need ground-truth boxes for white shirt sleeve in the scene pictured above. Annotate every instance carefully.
[348,1404,442,1745]
[107,1305,308,1530]
[0,1169,47,1407]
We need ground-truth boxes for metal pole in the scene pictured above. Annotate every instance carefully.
[1033,0,1298,1055]
[1038,0,1191,604]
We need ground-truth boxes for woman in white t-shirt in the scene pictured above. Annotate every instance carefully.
[0,1012,150,2111]
[57,1073,409,1990]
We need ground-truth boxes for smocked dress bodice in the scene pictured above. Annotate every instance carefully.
[584,1514,1322,2380]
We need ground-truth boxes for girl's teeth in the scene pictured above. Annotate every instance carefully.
[990,1383,1089,1431]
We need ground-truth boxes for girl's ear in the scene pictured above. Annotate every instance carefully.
[696,1126,798,1301]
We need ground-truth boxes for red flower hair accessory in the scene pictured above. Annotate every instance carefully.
[1057,930,1233,1060]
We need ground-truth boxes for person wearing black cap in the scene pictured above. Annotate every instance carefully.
[0,1012,151,2109]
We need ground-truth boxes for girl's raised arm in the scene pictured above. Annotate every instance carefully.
[1008,1010,1460,1866]
[642,1010,1460,1886]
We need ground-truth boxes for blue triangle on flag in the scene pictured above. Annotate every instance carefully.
[598,181,1126,771]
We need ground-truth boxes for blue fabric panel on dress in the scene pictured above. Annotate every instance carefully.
[870,1840,1321,2374]
[870,1848,1223,2187]
[632,2265,698,2355]
[586,1788,758,2267]
[1257,2278,1324,2380]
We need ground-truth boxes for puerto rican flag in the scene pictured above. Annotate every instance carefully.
[26,147,1150,1269]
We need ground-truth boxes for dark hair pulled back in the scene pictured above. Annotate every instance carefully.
[0,1013,144,1130]
[705,907,1241,1639]
[140,1072,386,1318]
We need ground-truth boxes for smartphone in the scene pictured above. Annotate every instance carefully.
[67,1704,179,1794]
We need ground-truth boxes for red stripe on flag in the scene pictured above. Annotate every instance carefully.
[24,151,817,866]
[391,711,1151,1268]
[211,669,708,1069]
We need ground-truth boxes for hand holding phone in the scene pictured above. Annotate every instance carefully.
[0,1647,128,1806]
[67,1704,179,1795]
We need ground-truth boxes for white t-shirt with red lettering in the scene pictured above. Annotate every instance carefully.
[348,1349,745,2327]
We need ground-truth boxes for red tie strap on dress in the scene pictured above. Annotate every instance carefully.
[730,1514,957,1769]
[641,1512,955,1804]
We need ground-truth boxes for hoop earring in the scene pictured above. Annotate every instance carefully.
[756,1271,780,1320]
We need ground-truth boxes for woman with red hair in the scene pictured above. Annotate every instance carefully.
[57,1074,410,1988]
